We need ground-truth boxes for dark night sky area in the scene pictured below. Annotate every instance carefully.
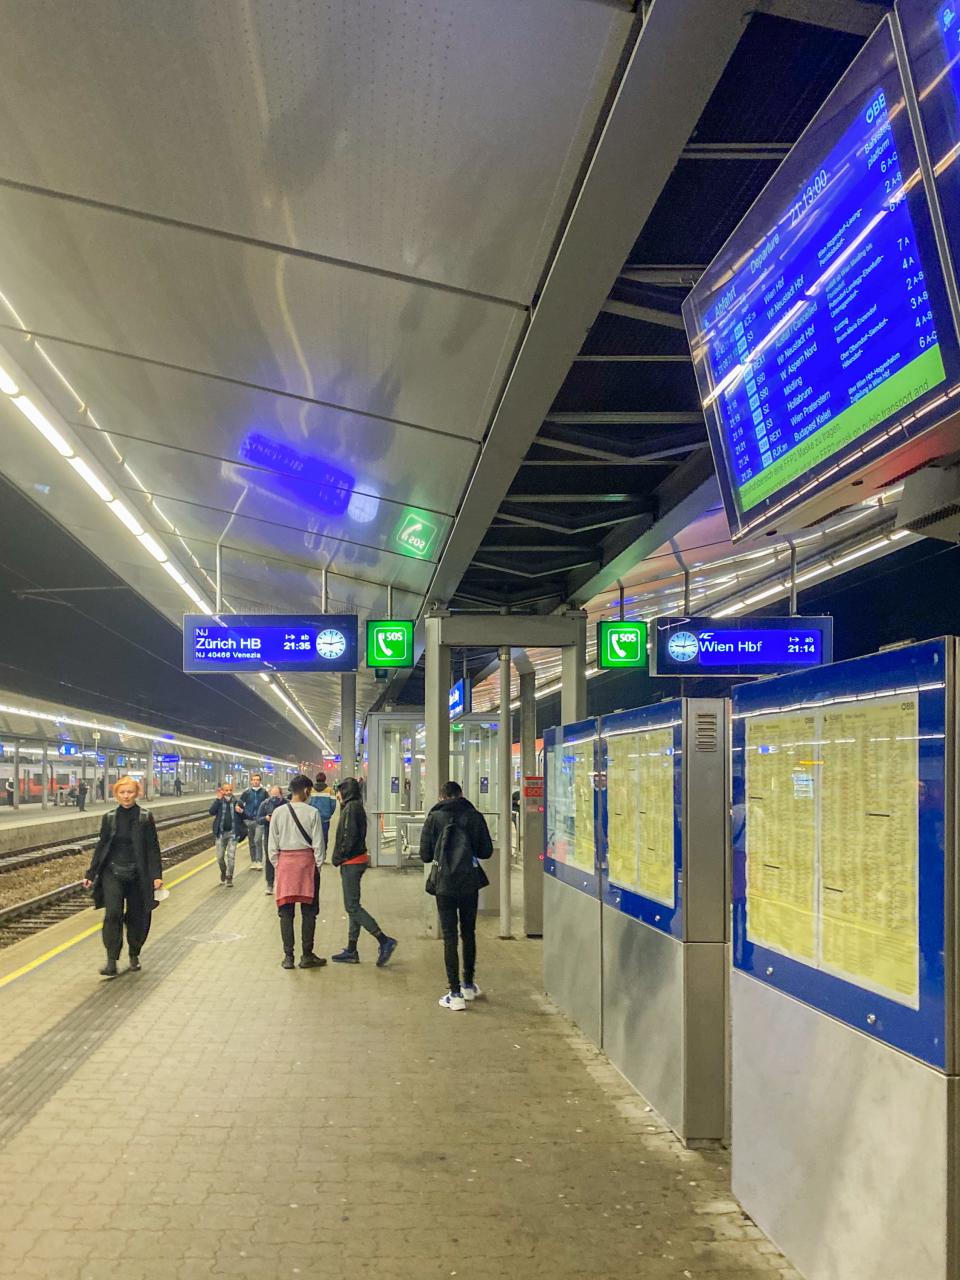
[0,474,317,761]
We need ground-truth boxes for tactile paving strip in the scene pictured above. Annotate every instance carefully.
[0,872,256,1149]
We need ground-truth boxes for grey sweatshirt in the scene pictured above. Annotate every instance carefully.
[268,801,325,870]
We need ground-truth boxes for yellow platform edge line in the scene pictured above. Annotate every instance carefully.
[0,854,218,991]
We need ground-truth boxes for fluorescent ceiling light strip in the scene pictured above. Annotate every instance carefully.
[137,531,168,562]
[0,364,18,395]
[161,561,188,588]
[13,394,74,457]
[107,500,145,537]
[67,455,114,502]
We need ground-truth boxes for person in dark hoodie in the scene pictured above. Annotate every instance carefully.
[330,777,397,967]
[419,780,494,1011]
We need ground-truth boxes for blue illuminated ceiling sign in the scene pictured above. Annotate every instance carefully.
[651,615,833,677]
[182,614,359,674]
[449,678,471,720]
[683,17,960,541]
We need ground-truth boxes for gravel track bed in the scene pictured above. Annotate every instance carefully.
[0,817,212,912]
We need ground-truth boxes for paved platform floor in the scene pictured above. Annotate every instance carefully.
[0,852,798,1280]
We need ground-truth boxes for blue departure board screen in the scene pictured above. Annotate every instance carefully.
[901,0,960,299]
[651,615,833,678]
[182,614,358,674]
[684,17,960,539]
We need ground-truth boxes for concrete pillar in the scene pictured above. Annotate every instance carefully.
[561,611,588,725]
[340,673,357,776]
[41,742,48,810]
[12,740,19,810]
[498,648,513,939]
[424,612,451,938]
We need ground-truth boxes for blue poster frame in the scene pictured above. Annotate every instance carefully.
[543,718,600,899]
[732,638,950,1070]
[599,701,685,940]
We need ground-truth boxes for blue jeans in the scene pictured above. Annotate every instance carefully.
[247,822,264,865]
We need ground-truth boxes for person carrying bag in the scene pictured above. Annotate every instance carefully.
[267,774,326,970]
[420,780,493,1011]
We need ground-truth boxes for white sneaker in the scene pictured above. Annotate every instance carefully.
[461,983,483,1001]
[439,991,466,1011]
[264,886,273,894]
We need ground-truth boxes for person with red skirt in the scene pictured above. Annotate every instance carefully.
[267,773,326,970]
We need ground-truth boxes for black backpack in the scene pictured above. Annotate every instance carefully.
[426,814,489,895]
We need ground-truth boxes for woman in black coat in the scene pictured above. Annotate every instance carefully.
[83,776,163,977]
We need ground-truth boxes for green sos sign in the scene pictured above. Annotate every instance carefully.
[597,620,649,669]
[366,620,415,668]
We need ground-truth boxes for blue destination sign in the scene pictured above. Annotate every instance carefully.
[651,615,833,677]
[449,678,471,720]
[183,614,358,674]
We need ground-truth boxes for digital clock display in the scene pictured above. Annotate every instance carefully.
[182,614,358,673]
[683,17,959,540]
[651,616,833,677]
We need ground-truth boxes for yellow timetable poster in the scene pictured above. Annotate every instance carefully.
[606,732,640,890]
[636,726,676,906]
[571,743,596,872]
[820,697,919,1008]
[745,712,818,962]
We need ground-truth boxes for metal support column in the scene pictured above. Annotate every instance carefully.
[215,543,223,614]
[41,742,48,810]
[340,674,357,776]
[12,740,19,810]
[498,648,513,939]
[561,611,588,725]
[789,545,798,614]
[519,668,542,936]
[424,612,451,937]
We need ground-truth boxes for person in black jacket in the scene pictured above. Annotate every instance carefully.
[330,777,397,967]
[420,781,493,1011]
[83,775,163,977]
[209,782,247,887]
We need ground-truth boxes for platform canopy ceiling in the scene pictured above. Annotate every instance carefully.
[0,0,634,749]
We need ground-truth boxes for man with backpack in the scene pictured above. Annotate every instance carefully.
[419,780,494,1011]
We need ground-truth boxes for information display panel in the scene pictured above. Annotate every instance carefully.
[600,703,683,939]
[733,639,949,1068]
[544,720,599,895]
[684,17,960,541]
[183,614,358,673]
[901,1,960,314]
[652,615,833,677]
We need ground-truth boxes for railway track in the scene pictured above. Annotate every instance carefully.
[0,809,210,874]
[0,819,216,948]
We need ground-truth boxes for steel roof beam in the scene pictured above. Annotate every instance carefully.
[619,265,705,285]
[421,0,750,611]
[545,411,703,425]
[752,0,886,36]
[601,298,686,328]
[573,352,691,362]
[680,142,791,161]
[565,449,718,603]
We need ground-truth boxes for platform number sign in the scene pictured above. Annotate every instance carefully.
[597,620,649,670]
[366,619,415,668]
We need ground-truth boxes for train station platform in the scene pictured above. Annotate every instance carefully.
[0,851,798,1280]
[0,794,217,854]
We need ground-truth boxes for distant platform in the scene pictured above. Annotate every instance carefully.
[0,793,217,854]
